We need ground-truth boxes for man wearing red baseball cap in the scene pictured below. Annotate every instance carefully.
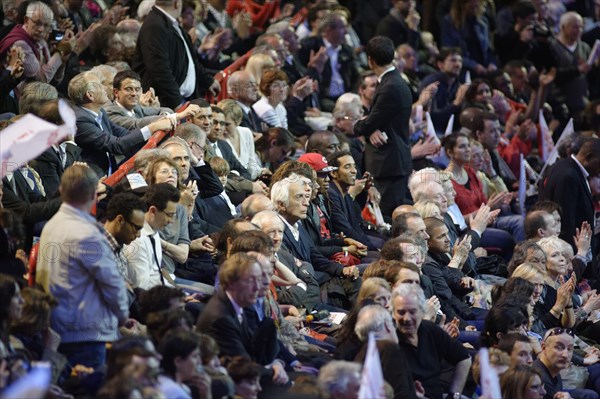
[298,153,369,263]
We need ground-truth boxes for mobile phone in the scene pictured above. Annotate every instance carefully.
[50,30,65,42]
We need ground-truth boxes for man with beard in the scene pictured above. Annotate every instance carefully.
[326,151,383,250]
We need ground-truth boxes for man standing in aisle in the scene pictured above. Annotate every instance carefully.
[134,0,220,109]
[353,36,413,220]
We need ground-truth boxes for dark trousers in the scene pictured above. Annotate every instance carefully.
[374,175,411,222]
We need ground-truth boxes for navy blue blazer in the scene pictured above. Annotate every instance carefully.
[73,105,145,176]
[281,218,344,285]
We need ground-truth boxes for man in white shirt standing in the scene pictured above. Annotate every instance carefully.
[133,0,220,110]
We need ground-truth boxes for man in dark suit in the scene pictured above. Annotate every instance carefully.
[298,14,360,112]
[271,173,361,310]
[27,100,81,198]
[133,0,220,110]
[196,252,288,383]
[226,71,263,133]
[203,105,267,203]
[326,150,383,250]
[540,139,600,251]
[353,36,413,220]
[69,72,173,176]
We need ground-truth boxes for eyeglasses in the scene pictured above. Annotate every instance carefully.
[159,209,177,218]
[190,142,206,151]
[126,219,144,231]
[28,18,52,30]
[543,327,574,341]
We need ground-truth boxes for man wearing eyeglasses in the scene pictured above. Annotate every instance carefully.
[0,1,74,85]
[103,193,146,304]
[105,70,201,130]
[124,183,180,290]
[533,328,599,399]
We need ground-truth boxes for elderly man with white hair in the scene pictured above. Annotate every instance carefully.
[251,210,321,311]
[0,1,75,85]
[392,283,471,399]
[354,304,420,399]
[533,11,590,126]
[273,173,360,309]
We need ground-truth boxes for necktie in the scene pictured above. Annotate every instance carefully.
[56,146,66,168]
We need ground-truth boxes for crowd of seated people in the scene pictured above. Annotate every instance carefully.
[5,0,600,398]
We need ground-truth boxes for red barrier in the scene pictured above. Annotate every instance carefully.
[30,53,253,274]
[28,242,39,286]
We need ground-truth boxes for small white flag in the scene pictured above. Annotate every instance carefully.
[1,100,76,178]
[358,332,386,399]
[539,110,554,162]
[519,154,527,216]
[587,39,600,66]
[479,348,502,399]
[538,118,574,182]
[445,114,455,136]
[424,112,441,144]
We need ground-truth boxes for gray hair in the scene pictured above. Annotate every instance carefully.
[411,180,444,203]
[251,210,282,230]
[19,82,58,114]
[133,148,170,173]
[408,167,440,195]
[317,361,361,399]
[333,93,361,119]
[241,194,274,219]
[25,1,53,21]
[68,72,98,105]
[270,173,309,209]
[89,64,117,82]
[537,236,567,258]
[355,304,393,342]
[174,122,205,142]
[160,136,193,159]
[391,283,427,312]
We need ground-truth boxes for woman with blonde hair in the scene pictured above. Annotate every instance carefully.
[414,201,442,220]
[244,53,275,85]
[356,277,391,310]
[217,99,262,180]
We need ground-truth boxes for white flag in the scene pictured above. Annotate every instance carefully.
[1,100,76,178]
[519,154,527,216]
[445,114,455,136]
[358,333,386,399]
[538,118,574,182]
[424,112,441,144]
[479,348,502,399]
[539,110,554,162]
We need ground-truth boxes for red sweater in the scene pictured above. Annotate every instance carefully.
[452,166,488,215]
